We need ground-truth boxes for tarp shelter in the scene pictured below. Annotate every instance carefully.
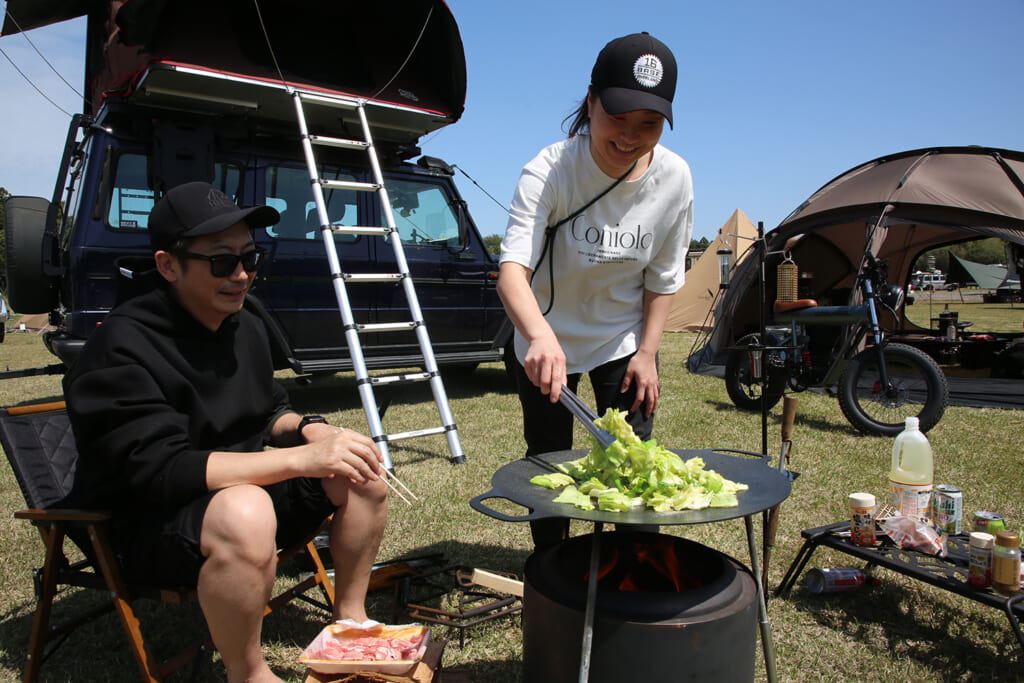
[690,146,1024,375]
[13,314,53,331]
[948,253,1008,290]
[666,209,758,332]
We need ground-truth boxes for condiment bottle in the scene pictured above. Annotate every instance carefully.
[849,492,876,546]
[993,531,1021,595]
[889,417,933,518]
[968,531,994,588]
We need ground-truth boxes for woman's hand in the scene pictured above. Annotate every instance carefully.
[622,349,660,418]
[524,332,568,402]
[497,261,568,402]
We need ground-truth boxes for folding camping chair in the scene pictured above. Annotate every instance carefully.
[0,402,337,682]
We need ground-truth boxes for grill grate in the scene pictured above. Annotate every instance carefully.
[394,565,522,649]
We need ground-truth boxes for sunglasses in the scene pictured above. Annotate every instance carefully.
[176,248,266,278]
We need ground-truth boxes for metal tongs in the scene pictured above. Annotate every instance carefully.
[558,385,616,449]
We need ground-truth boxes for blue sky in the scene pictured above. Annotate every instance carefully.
[1,1,1022,241]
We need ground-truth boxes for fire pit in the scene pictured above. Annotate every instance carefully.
[523,530,758,682]
[471,448,791,682]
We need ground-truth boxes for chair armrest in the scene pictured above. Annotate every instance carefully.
[15,508,113,522]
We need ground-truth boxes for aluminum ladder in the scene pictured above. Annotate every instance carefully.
[291,90,465,468]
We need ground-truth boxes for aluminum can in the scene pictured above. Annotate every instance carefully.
[932,485,963,534]
[973,511,1006,534]
[806,567,866,594]
[968,531,994,588]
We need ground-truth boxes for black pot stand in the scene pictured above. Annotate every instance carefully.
[471,447,792,683]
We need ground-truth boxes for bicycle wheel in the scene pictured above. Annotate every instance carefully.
[838,343,948,436]
[724,333,785,411]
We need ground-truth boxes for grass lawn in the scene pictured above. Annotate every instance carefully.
[0,319,1022,681]
[904,289,1024,334]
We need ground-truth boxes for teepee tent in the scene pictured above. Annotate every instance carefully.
[666,209,758,332]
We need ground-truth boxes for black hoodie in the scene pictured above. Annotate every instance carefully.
[62,286,292,518]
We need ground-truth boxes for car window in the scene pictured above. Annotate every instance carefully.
[106,153,242,231]
[387,179,463,248]
[265,166,358,243]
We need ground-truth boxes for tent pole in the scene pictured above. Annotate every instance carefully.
[758,221,768,458]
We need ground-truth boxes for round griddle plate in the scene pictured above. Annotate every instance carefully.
[470,449,791,525]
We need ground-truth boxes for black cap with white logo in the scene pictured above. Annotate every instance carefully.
[590,32,677,128]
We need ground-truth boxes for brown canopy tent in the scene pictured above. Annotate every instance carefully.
[689,146,1024,396]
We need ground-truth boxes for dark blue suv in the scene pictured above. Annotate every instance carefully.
[4,108,510,376]
[1,0,511,377]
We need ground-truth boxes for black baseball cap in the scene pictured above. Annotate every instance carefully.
[591,32,677,128]
[148,181,280,252]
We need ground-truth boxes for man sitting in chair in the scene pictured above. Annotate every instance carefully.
[62,181,388,683]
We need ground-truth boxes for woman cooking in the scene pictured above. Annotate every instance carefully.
[497,32,694,548]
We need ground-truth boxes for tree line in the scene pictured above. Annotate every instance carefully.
[912,238,1010,274]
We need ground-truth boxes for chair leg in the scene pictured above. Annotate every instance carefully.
[87,523,163,683]
[22,522,65,683]
[266,539,336,617]
[307,538,336,611]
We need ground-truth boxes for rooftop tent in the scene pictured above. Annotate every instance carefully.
[2,0,467,141]
[666,209,758,332]
[690,146,1024,372]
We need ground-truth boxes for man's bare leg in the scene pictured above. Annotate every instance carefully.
[323,477,388,621]
[198,485,283,683]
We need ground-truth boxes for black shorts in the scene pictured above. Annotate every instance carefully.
[115,477,335,589]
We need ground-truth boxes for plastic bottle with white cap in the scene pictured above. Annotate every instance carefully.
[888,417,933,518]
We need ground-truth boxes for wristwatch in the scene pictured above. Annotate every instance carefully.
[297,415,327,440]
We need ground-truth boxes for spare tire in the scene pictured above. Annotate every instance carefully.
[3,196,59,313]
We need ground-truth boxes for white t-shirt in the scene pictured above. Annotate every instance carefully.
[500,135,694,373]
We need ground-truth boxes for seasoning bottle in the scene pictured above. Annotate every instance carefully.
[889,417,933,518]
[968,531,994,588]
[849,492,876,546]
[992,531,1021,595]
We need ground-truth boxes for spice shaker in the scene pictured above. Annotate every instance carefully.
[968,531,994,588]
[849,492,876,546]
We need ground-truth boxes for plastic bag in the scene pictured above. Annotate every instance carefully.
[880,515,947,557]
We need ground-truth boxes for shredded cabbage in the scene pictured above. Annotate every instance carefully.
[553,485,595,510]
[536,408,748,513]
[530,473,576,489]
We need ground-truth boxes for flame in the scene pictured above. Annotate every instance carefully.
[586,546,619,583]
[584,537,703,593]
[635,537,684,592]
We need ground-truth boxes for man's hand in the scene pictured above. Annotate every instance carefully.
[303,428,384,485]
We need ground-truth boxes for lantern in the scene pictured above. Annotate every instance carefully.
[717,248,733,288]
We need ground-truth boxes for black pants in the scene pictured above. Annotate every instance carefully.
[512,352,656,549]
